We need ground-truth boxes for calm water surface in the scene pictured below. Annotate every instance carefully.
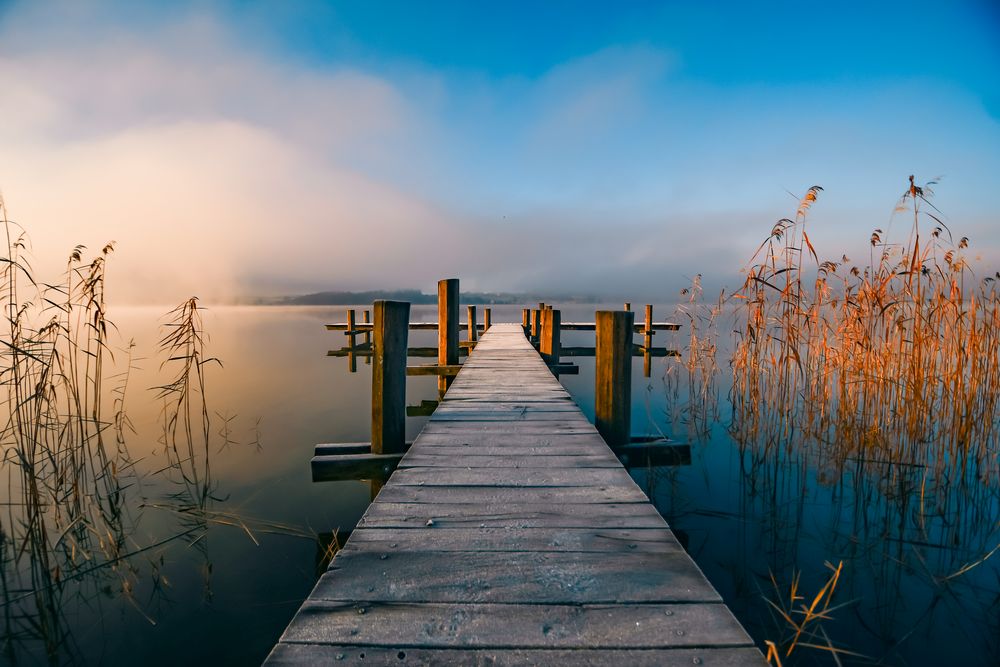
[4,304,998,665]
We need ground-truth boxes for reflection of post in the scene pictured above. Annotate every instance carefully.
[372,300,409,455]
[521,308,530,336]
[644,304,653,378]
[467,305,478,343]
[438,279,459,394]
[484,308,492,332]
[540,308,561,366]
[595,310,633,447]
[347,309,357,373]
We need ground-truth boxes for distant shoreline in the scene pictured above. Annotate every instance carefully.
[245,289,608,306]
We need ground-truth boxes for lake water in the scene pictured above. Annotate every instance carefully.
[3,304,998,665]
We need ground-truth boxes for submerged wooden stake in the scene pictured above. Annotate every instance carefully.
[372,300,410,455]
[595,310,634,447]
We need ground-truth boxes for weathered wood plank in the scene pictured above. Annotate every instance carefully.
[343,526,682,552]
[312,550,722,603]
[267,645,765,666]
[280,601,752,648]
[357,502,667,529]
[372,484,650,505]
[398,454,621,468]
[388,467,637,487]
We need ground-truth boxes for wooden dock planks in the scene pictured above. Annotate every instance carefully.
[266,324,764,665]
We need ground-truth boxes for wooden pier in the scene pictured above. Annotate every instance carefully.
[266,322,764,665]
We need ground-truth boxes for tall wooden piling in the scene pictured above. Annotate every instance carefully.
[521,308,530,336]
[595,310,634,447]
[540,308,561,365]
[467,305,478,343]
[438,279,459,393]
[624,302,631,312]
[530,308,541,345]
[484,308,492,332]
[362,309,371,345]
[643,304,653,378]
[346,309,357,373]
[372,300,410,455]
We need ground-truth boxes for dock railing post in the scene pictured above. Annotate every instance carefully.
[372,300,410,455]
[540,308,561,366]
[521,308,530,337]
[595,310,634,448]
[438,278,459,393]
[467,305,478,343]
[484,308,492,332]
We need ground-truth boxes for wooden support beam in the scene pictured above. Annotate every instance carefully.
[362,309,371,346]
[328,346,469,359]
[559,322,680,332]
[595,310,634,448]
[616,441,692,468]
[314,442,413,457]
[372,300,409,455]
[467,305,478,343]
[311,453,403,482]
[548,363,579,375]
[406,400,438,417]
[540,308,561,365]
[558,346,676,358]
[406,364,462,377]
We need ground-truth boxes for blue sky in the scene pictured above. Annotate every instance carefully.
[0,0,997,302]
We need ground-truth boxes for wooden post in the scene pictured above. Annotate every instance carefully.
[624,302,631,312]
[530,308,541,345]
[372,300,409,455]
[438,279,459,393]
[346,309,357,373]
[595,310,634,448]
[540,308,561,365]
[643,304,653,378]
[484,308,492,332]
[363,309,372,366]
[467,305,478,342]
[521,308,530,336]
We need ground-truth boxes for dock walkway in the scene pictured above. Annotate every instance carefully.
[266,323,764,665]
